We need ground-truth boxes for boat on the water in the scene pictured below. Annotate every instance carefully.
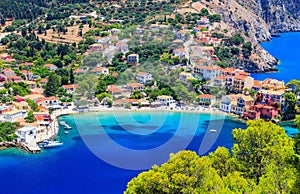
[209,129,217,133]
[43,141,64,148]
[60,121,67,126]
[64,124,72,130]
[64,131,69,134]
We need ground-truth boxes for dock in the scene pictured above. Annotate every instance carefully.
[21,141,41,153]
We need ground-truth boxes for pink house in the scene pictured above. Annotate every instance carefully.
[244,104,279,120]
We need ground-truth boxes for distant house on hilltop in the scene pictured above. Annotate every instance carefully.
[127,54,139,64]
[91,67,109,76]
[136,72,153,84]
[43,64,58,71]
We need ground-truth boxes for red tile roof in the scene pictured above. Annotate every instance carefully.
[198,94,215,99]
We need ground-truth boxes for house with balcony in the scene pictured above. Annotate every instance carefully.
[43,64,58,71]
[157,95,176,107]
[136,72,153,84]
[232,95,254,115]
[127,83,145,92]
[63,84,79,95]
[116,42,129,53]
[1,110,25,122]
[232,75,254,93]
[12,101,29,111]
[16,126,37,143]
[220,94,241,113]
[213,76,226,86]
[20,70,34,81]
[24,81,37,89]
[258,89,285,104]
[261,78,285,91]
[91,67,109,76]
[179,72,194,83]
[127,54,139,64]
[3,68,16,77]
[244,104,280,120]
[173,47,185,60]
[36,97,60,107]
[197,94,216,106]
[193,65,222,80]
[107,85,124,98]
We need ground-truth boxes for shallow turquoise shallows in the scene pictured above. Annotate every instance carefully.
[252,32,300,83]
[0,111,298,194]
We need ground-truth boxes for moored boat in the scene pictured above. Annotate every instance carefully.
[64,124,72,130]
[209,129,217,133]
[43,141,64,148]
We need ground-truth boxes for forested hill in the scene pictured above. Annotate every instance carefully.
[0,0,89,21]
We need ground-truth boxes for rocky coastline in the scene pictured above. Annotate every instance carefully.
[0,142,17,150]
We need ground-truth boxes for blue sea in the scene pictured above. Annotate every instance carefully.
[0,112,246,194]
[252,32,300,83]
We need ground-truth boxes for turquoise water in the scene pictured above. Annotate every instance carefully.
[0,112,246,194]
[252,32,300,83]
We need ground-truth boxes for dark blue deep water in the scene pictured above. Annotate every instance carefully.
[0,112,246,194]
[252,32,300,83]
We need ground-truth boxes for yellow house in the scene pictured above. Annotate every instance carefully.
[12,101,29,110]
[232,75,254,93]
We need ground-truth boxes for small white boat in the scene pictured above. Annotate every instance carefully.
[64,124,72,130]
[60,121,67,126]
[64,131,69,134]
[43,141,63,148]
[209,129,217,133]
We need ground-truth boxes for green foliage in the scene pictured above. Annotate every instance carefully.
[25,110,36,123]
[228,34,245,46]
[130,90,143,99]
[286,80,300,92]
[26,99,39,112]
[283,92,298,119]
[242,42,252,58]
[208,14,222,23]
[200,8,209,16]
[96,92,112,102]
[0,122,19,142]
[125,151,223,194]
[233,120,296,187]
[4,82,30,96]
[125,120,299,193]
[45,73,61,97]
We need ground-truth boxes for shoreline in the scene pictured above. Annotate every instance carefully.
[1,106,298,153]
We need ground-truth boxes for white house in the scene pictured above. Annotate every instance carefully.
[43,64,58,71]
[1,110,25,122]
[220,94,241,113]
[157,95,176,107]
[91,67,109,76]
[136,72,153,84]
[63,84,79,95]
[173,47,185,60]
[127,54,139,64]
[193,66,222,80]
[179,72,194,83]
[198,94,216,106]
[16,126,37,143]
[116,42,129,53]
[36,97,60,107]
